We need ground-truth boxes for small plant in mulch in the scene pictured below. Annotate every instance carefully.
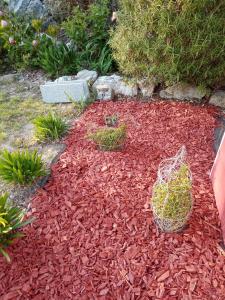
[104,114,118,127]
[151,147,193,232]
[0,149,46,185]
[33,113,69,142]
[88,124,127,151]
[0,193,34,263]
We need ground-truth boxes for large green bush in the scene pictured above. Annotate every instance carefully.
[111,0,225,88]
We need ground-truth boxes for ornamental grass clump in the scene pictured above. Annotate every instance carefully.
[88,124,126,151]
[0,193,34,263]
[151,147,192,232]
[33,113,69,142]
[0,149,46,185]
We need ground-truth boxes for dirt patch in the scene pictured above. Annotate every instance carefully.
[0,100,224,299]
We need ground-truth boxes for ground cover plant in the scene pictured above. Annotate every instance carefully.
[0,100,223,298]
[33,113,69,142]
[0,193,33,263]
[88,124,126,150]
[0,93,75,144]
[0,149,46,185]
[111,0,225,88]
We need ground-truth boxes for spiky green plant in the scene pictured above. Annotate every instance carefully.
[33,113,69,142]
[0,149,46,185]
[0,193,34,263]
[88,124,126,151]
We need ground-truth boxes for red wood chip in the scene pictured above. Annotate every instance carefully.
[0,100,223,299]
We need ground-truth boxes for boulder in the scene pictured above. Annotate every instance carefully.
[76,70,98,85]
[209,91,225,108]
[9,0,47,18]
[138,79,156,97]
[93,74,138,99]
[160,83,206,101]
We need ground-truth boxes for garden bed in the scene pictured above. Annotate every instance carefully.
[0,99,224,299]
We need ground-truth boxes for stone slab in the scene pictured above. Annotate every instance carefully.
[209,91,225,108]
[160,83,206,101]
[40,80,90,103]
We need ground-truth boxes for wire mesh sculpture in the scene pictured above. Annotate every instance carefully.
[151,146,193,232]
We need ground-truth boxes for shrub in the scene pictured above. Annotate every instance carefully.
[0,149,46,185]
[62,1,116,74]
[151,163,192,232]
[111,0,225,88]
[0,193,34,263]
[33,113,69,141]
[88,124,126,151]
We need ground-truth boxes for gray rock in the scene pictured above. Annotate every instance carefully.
[209,90,225,108]
[214,116,225,154]
[9,0,47,18]
[95,84,114,100]
[138,79,156,97]
[93,74,138,99]
[40,143,66,167]
[76,70,98,85]
[0,73,20,85]
[40,79,90,103]
[160,83,206,101]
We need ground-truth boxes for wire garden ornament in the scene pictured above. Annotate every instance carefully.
[151,146,193,233]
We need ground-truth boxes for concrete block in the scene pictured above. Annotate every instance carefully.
[40,80,90,103]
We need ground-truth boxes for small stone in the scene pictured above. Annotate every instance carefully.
[160,83,206,101]
[76,70,98,85]
[209,90,225,108]
[95,84,114,100]
[138,79,156,97]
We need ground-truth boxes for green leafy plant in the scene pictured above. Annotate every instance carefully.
[38,39,77,77]
[151,163,192,232]
[0,149,46,185]
[0,193,34,263]
[111,0,225,88]
[33,113,69,141]
[63,0,115,74]
[88,124,126,151]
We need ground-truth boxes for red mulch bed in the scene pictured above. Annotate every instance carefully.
[1,100,224,299]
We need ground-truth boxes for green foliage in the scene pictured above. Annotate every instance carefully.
[33,113,69,141]
[0,193,34,263]
[88,124,126,151]
[111,0,225,87]
[0,149,46,185]
[38,39,77,77]
[0,14,42,70]
[152,164,192,221]
[63,0,115,74]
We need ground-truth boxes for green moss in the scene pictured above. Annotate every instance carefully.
[152,164,192,221]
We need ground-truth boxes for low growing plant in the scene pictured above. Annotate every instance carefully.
[88,124,126,151]
[104,114,118,127]
[33,113,69,141]
[0,149,46,185]
[0,193,34,263]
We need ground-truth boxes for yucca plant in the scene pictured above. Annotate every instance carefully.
[33,113,69,142]
[0,149,46,185]
[0,193,34,263]
[88,124,126,151]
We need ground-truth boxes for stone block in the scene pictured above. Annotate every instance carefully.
[40,80,90,103]
[76,70,98,85]
[209,91,225,108]
[95,84,114,100]
[160,83,206,101]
